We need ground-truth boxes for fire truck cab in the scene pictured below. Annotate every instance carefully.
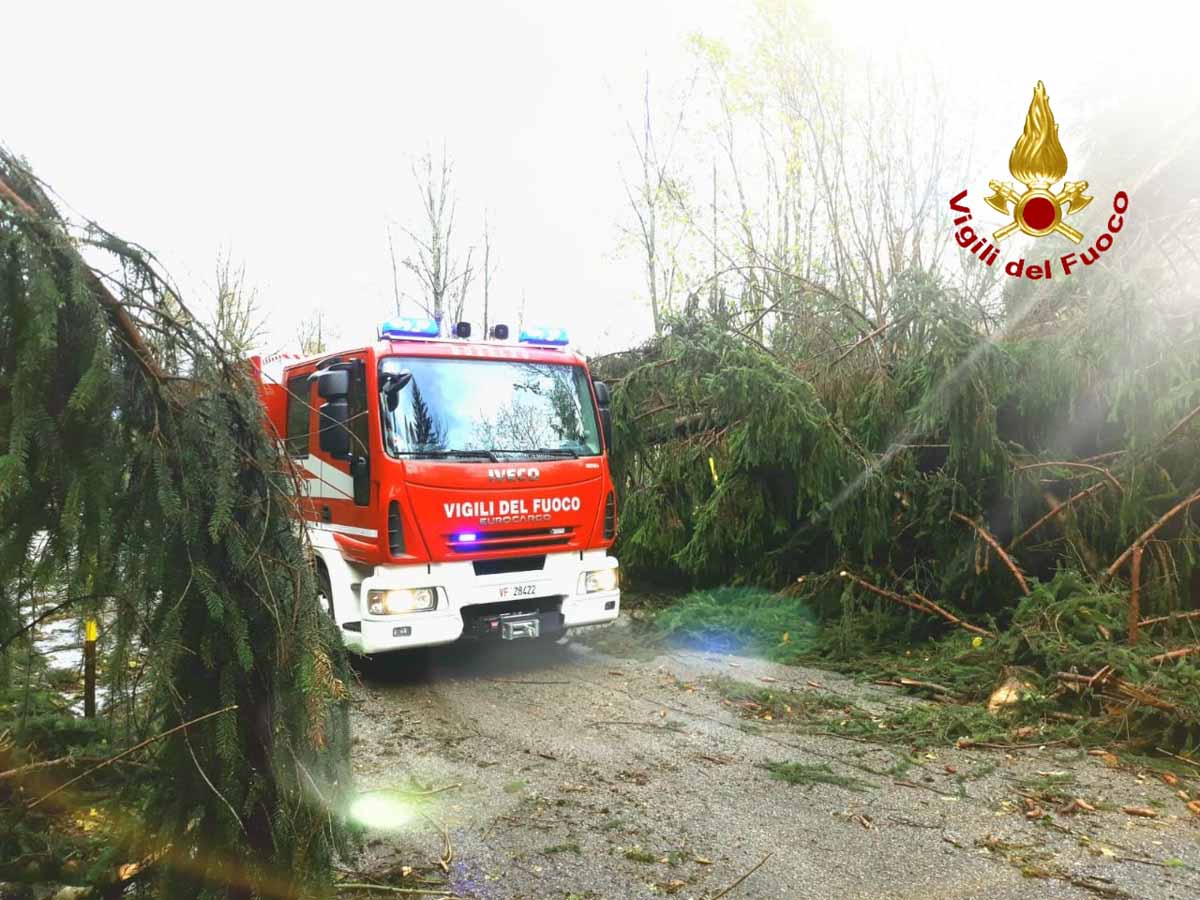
[256,318,620,654]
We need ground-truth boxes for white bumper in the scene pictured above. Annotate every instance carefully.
[342,549,619,654]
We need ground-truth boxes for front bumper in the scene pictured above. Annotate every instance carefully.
[343,549,619,654]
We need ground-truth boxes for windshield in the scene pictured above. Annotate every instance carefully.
[380,356,602,460]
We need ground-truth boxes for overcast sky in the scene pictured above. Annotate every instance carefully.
[6,1,1195,357]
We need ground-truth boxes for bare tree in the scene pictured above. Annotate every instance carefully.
[481,209,498,335]
[446,245,475,327]
[296,309,334,356]
[386,225,402,316]
[399,151,476,326]
[211,252,263,357]
[620,71,694,336]
[639,8,972,364]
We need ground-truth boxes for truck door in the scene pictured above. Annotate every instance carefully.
[346,358,371,507]
[310,356,372,512]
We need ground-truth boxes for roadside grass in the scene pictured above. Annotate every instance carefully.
[1016,771,1078,803]
[635,576,1200,762]
[708,676,852,720]
[762,760,874,792]
[649,587,820,662]
[623,847,658,864]
[702,673,1050,769]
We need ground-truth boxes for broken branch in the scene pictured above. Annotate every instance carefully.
[1106,487,1200,578]
[1147,645,1200,664]
[839,572,993,637]
[951,513,1029,596]
[1138,609,1200,628]
[708,852,772,900]
[28,705,237,810]
[911,591,995,638]
[0,163,167,384]
[1128,546,1144,645]
[1009,482,1109,549]
[1016,460,1123,495]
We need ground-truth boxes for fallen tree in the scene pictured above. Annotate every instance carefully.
[595,270,1200,748]
[0,150,352,896]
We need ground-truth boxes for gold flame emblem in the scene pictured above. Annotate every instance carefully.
[985,81,1092,243]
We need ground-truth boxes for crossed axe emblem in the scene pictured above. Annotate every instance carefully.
[984,179,1093,244]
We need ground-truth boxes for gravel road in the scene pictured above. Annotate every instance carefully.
[347,623,1200,900]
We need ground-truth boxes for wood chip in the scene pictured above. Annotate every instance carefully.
[1060,798,1096,814]
[1122,806,1159,818]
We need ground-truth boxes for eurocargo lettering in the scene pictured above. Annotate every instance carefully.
[252,317,620,654]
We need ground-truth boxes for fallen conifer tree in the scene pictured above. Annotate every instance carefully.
[0,149,352,897]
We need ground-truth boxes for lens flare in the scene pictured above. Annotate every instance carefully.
[348,791,414,831]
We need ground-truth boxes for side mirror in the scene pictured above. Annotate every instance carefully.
[381,370,413,412]
[318,399,351,459]
[593,381,613,450]
[599,408,613,452]
[316,368,349,400]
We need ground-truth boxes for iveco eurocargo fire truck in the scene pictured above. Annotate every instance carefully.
[255,317,620,654]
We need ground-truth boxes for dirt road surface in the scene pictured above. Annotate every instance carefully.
[347,624,1200,900]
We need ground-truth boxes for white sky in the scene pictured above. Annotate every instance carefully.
[5,1,1195,356]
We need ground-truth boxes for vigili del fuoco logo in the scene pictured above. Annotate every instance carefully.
[949,81,1128,280]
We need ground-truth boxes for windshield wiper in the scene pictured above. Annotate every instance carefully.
[394,449,499,462]
[488,447,580,459]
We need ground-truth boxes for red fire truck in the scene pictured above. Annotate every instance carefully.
[255,317,620,654]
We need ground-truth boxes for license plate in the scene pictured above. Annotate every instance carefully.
[496,582,538,602]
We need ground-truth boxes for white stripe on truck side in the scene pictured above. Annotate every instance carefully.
[299,457,357,501]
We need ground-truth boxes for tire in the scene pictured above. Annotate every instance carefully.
[315,565,336,622]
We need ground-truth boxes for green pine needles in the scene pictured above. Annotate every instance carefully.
[0,151,352,896]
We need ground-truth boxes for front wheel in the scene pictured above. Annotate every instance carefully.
[315,566,335,622]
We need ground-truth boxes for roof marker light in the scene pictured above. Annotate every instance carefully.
[518,325,569,346]
[379,316,440,339]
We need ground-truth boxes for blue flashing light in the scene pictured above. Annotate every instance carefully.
[518,325,569,346]
[455,532,478,543]
[380,316,440,339]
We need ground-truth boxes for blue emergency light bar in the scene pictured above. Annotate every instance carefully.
[379,316,440,339]
[518,325,569,346]
[454,532,478,543]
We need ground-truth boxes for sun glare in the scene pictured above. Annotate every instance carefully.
[348,792,416,831]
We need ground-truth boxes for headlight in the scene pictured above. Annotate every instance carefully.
[583,568,619,593]
[367,587,438,615]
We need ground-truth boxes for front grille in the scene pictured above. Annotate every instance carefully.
[473,555,547,576]
[448,527,573,553]
[603,492,617,540]
[388,501,405,555]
